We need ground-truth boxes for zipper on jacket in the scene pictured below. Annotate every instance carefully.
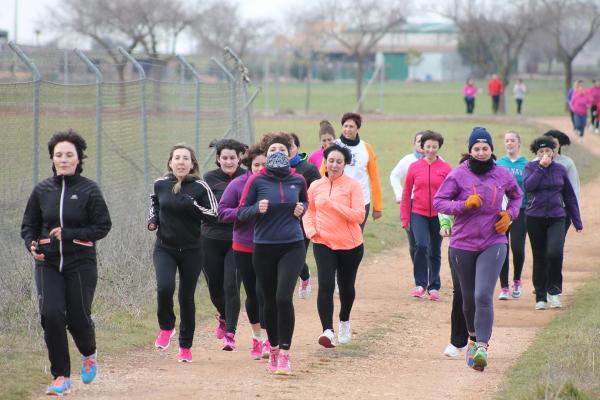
[279,181,284,203]
[428,164,432,216]
[59,177,66,272]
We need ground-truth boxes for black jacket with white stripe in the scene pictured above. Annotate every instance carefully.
[148,174,218,250]
[21,173,112,271]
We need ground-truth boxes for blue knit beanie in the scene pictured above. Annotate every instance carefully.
[468,127,494,152]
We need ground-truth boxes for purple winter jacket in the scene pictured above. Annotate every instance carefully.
[523,161,582,230]
[433,161,523,252]
[218,171,255,250]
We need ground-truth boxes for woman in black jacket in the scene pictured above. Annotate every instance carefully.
[148,143,218,362]
[21,130,112,396]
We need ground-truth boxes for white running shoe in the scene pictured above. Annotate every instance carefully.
[443,343,468,358]
[338,321,352,344]
[535,301,547,310]
[318,329,336,348]
[298,278,312,299]
[547,294,562,308]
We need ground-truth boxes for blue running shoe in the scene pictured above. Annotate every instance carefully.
[46,376,72,396]
[472,343,488,371]
[466,340,475,368]
[80,352,97,384]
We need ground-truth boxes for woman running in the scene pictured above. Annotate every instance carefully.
[148,143,218,362]
[570,80,591,140]
[218,144,270,359]
[202,139,247,350]
[401,130,452,300]
[22,130,112,395]
[308,120,336,168]
[238,133,308,375]
[524,136,583,310]
[496,131,528,300]
[303,144,365,347]
[434,127,523,371]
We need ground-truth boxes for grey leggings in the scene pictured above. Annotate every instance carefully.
[449,244,507,344]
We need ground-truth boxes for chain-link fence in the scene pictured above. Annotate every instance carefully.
[0,42,258,333]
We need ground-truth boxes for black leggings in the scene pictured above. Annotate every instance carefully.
[527,216,565,302]
[448,249,468,348]
[299,237,311,281]
[253,241,305,350]
[35,262,97,378]
[314,243,364,331]
[153,244,202,348]
[233,250,265,328]
[201,237,240,333]
[499,210,526,288]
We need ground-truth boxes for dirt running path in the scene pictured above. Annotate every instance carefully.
[37,117,599,400]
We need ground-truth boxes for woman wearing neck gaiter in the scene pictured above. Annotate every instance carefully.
[434,127,523,372]
[238,133,308,375]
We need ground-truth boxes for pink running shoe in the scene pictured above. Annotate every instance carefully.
[222,332,236,351]
[276,351,292,375]
[215,316,226,339]
[251,338,262,359]
[428,290,440,301]
[411,286,426,298]
[262,340,271,359]
[178,347,192,363]
[154,328,176,349]
[267,347,280,372]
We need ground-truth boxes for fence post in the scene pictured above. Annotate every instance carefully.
[8,41,41,185]
[118,47,149,187]
[176,55,202,157]
[74,49,104,187]
[224,47,255,144]
[210,57,236,139]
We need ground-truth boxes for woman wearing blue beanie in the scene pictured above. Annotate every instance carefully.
[434,127,523,372]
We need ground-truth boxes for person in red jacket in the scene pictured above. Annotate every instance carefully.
[488,74,504,114]
[401,130,452,300]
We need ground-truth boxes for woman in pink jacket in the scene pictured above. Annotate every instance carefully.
[401,131,452,300]
[303,144,365,348]
[570,80,591,139]
[463,79,477,114]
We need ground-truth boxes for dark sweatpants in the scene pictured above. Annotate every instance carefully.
[499,210,527,288]
[233,250,264,327]
[314,243,364,331]
[448,250,469,348]
[449,244,507,344]
[253,241,305,350]
[153,244,202,348]
[35,261,97,378]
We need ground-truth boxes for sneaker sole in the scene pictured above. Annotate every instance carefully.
[178,358,193,363]
[275,369,292,375]
[46,388,71,396]
[222,345,235,351]
[318,335,336,348]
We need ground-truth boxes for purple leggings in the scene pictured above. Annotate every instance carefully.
[449,244,507,344]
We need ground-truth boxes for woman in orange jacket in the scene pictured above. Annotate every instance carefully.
[303,144,365,348]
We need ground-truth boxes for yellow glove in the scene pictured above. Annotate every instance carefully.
[465,194,482,209]
[495,211,511,234]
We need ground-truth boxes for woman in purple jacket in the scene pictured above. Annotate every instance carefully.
[524,136,582,311]
[434,127,523,372]
[218,144,269,359]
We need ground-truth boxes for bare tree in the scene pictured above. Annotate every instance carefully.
[449,0,540,113]
[540,0,600,102]
[308,0,408,108]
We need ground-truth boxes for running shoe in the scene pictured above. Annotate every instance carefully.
[338,321,352,344]
[46,376,72,396]
[428,290,440,301]
[411,286,426,298]
[298,278,312,299]
[465,340,475,368]
[80,352,97,384]
[318,329,336,348]
[548,294,562,309]
[275,352,292,375]
[267,347,279,372]
[511,280,522,299]
[262,340,271,359]
[215,316,226,339]
[222,332,236,351]
[154,328,176,349]
[178,347,192,363]
[472,343,488,371]
[443,343,467,357]
[251,338,262,360]
[535,301,547,310]
[498,287,510,300]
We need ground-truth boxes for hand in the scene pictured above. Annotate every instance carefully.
[258,199,269,213]
[495,211,511,234]
[148,223,157,231]
[440,228,450,237]
[293,202,305,217]
[30,241,45,261]
[402,223,409,230]
[465,194,482,209]
[49,227,62,241]
[372,210,382,220]
[539,154,552,168]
